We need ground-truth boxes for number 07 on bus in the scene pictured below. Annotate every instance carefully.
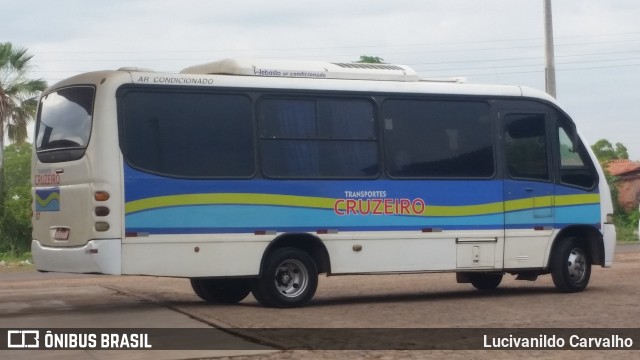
[32,59,616,307]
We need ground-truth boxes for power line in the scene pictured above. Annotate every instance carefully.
[406,50,640,66]
[30,30,640,81]
[40,62,640,84]
[32,54,640,75]
[32,30,640,55]
[420,62,640,78]
[413,56,640,73]
[33,39,640,61]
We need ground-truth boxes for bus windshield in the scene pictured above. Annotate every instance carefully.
[36,86,95,162]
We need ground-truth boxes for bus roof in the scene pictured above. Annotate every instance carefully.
[44,59,557,106]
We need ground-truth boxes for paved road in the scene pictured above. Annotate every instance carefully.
[615,242,640,253]
[1,243,638,360]
[0,276,276,359]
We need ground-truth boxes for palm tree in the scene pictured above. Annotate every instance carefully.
[0,42,47,207]
[0,42,47,177]
[357,55,386,64]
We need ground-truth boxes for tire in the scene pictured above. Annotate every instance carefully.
[469,272,503,290]
[252,247,318,308]
[550,238,591,293]
[190,278,251,304]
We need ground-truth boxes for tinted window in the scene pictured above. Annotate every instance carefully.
[556,114,597,188]
[558,127,584,167]
[383,100,494,178]
[36,86,95,162]
[504,113,549,181]
[259,98,377,178]
[119,89,254,178]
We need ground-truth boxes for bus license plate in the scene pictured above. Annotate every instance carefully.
[54,228,70,241]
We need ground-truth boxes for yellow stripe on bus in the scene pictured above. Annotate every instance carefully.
[125,192,599,217]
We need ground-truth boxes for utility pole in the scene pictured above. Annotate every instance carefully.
[544,0,557,98]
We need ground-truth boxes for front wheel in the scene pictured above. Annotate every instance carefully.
[190,278,251,304]
[550,238,591,292]
[252,247,318,308]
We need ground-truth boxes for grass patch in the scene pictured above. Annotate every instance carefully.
[613,209,639,243]
[0,250,33,263]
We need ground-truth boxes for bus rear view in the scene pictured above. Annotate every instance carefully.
[32,78,122,275]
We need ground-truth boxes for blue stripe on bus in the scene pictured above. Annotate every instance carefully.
[125,204,504,229]
[123,165,601,235]
[124,203,600,234]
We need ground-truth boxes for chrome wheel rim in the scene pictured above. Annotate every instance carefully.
[567,248,587,283]
[274,259,308,298]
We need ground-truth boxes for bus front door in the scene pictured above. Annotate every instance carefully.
[502,112,554,269]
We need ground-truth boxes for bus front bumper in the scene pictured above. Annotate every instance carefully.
[31,239,122,275]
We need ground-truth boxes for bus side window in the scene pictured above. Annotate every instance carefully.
[259,97,378,179]
[383,99,494,178]
[504,114,549,181]
[556,115,597,189]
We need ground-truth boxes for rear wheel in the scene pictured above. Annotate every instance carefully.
[550,238,591,292]
[252,247,318,308]
[190,278,251,304]
[469,272,503,290]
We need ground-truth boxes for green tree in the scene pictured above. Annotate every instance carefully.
[591,139,638,241]
[0,43,46,255]
[0,42,47,182]
[591,138,628,163]
[0,143,33,254]
[591,139,625,212]
[614,142,629,160]
[357,55,386,64]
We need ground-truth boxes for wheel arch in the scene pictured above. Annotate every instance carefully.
[259,233,331,277]
[547,225,604,268]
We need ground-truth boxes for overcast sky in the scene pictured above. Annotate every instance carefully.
[3,0,640,159]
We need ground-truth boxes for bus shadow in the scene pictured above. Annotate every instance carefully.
[233,285,605,308]
[164,285,606,309]
[296,286,562,308]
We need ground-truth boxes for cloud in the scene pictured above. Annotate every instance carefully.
[4,0,640,157]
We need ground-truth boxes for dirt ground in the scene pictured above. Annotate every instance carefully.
[2,244,639,359]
